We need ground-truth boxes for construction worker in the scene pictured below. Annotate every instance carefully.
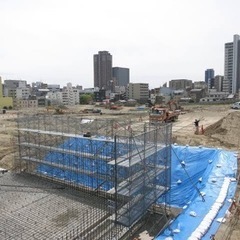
[194,119,200,134]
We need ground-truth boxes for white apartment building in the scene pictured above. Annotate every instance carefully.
[16,88,30,99]
[223,34,240,94]
[62,83,80,105]
[46,91,63,105]
[200,91,228,102]
[7,88,29,100]
[46,83,80,106]
[4,80,31,99]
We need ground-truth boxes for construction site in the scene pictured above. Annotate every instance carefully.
[0,104,240,240]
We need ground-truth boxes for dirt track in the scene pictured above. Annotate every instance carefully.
[172,104,240,150]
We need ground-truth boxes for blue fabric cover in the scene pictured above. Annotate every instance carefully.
[156,146,237,240]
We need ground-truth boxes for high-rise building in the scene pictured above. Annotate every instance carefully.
[205,69,215,89]
[214,75,224,92]
[223,34,240,94]
[205,69,215,83]
[112,67,129,87]
[94,51,112,90]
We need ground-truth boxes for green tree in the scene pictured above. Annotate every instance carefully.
[80,94,93,104]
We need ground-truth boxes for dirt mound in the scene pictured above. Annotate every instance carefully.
[204,118,225,136]
[0,152,15,169]
[204,111,240,148]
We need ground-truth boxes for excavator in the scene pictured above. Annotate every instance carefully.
[149,106,179,123]
[167,100,183,111]
[46,105,65,114]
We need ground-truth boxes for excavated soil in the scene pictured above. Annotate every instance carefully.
[0,114,17,169]
[204,111,240,148]
[171,105,237,149]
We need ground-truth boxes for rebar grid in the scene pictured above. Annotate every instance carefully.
[0,173,114,240]
[11,114,172,239]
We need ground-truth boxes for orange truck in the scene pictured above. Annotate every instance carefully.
[149,107,179,123]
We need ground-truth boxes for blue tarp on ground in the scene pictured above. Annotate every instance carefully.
[36,137,238,239]
[156,145,238,240]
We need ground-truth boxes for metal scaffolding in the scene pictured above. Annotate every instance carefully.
[12,114,172,239]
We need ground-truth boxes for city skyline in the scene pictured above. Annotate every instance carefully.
[1,0,240,89]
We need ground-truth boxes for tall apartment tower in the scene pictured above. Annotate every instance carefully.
[223,34,240,94]
[94,51,112,90]
[112,67,130,87]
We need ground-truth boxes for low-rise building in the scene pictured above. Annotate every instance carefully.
[47,84,60,92]
[127,83,149,103]
[0,77,13,109]
[200,89,228,102]
[16,88,30,99]
[4,80,29,99]
[189,89,206,102]
[169,79,193,90]
[0,97,13,109]
[46,91,63,105]
[94,89,106,102]
[15,99,38,109]
[193,81,207,90]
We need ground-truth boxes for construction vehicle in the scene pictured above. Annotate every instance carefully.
[105,104,122,110]
[83,108,102,114]
[46,105,65,114]
[167,100,183,111]
[149,106,179,123]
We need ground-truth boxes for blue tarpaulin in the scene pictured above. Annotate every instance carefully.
[36,137,238,239]
[156,145,238,240]
[37,137,170,191]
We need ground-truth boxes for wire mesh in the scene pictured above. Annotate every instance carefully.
[10,114,172,239]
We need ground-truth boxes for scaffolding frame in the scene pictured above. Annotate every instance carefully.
[13,114,172,239]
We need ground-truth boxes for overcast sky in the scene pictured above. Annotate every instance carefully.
[1,0,240,89]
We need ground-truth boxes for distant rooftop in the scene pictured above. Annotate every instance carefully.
[38,89,50,92]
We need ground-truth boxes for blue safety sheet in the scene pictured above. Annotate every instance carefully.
[156,145,238,240]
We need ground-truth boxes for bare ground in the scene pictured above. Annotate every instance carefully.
[0,104,239,239]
